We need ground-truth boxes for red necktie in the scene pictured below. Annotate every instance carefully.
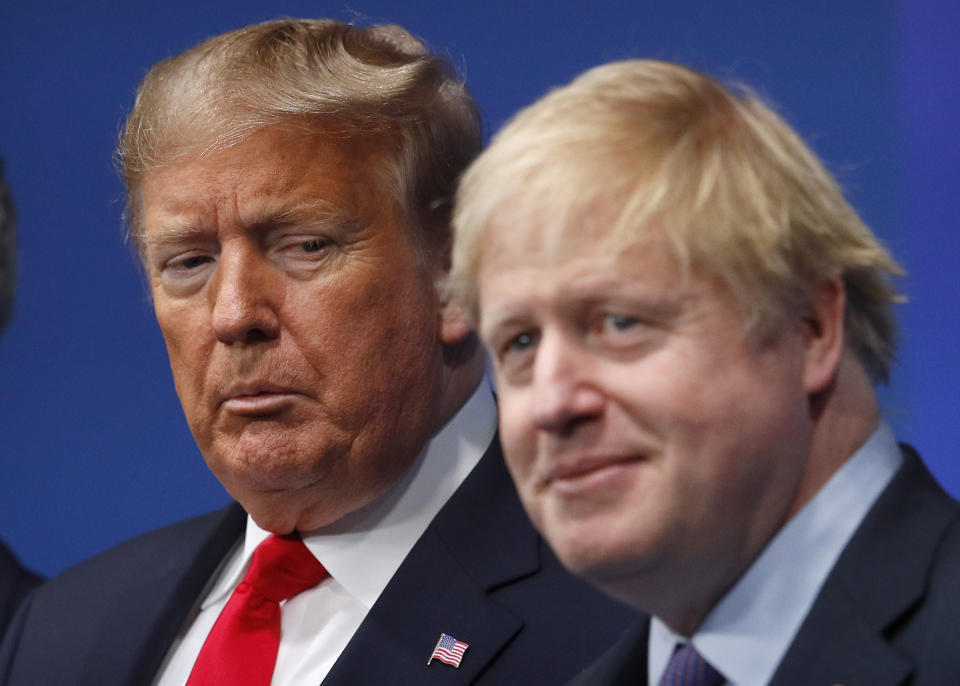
[186,534,327,686]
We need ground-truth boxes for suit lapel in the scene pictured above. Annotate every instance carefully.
[324,439,540,684]
[564,619,650,686]
[770,447,958,686]
[769,581,911,686]
[78,503,245,686]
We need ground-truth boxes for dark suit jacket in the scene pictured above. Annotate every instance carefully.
[0,542,40,641]
[567,447,960,686]
[0,440,633,685]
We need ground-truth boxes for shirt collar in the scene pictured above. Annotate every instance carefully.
[201,378,497,611]
[650,422,902,686]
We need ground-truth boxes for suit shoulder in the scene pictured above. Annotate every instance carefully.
[564,619,649,686]
[0,542,41,637]
[924,508,960,598]
[39,502,244,595]
[0,503,244,686]
[7,502,243,639]
[881,453,960,683]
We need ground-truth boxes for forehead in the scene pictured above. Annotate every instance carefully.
[476,225,688,320]
[477,194,675,281]
[473,209,754,333]
[139,124,392,238]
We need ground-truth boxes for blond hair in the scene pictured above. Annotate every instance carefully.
[451,59,904,382]
[118,18,481,258]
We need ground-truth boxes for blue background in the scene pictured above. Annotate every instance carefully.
[1,0,957,577]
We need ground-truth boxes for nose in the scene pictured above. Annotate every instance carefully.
[210,246,280,344]
[530,331,604,434]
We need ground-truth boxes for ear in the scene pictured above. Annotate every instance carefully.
[802,276,846,394]
[428,227,475,346]
[439,297,474,346]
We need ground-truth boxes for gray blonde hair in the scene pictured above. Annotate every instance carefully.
[451,59,904,382]
[118,18,482,259]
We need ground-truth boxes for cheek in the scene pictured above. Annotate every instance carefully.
[155,292,201,354]
[161,324,202,372]
[307,262,433,340]
[661,371,808,509]
[288,273,442,430]
[497,390,538,485]
[154,302,213,413]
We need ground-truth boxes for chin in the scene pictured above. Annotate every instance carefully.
[208,439,336,493]
[544,525,614,575]
[544,515,652,583]
[239,493,334,535]
[217,470,323,534]
[248,512,299,536]
[238,475,394,534]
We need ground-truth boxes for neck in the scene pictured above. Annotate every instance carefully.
[784,351,879,521]
[434,332,487,431]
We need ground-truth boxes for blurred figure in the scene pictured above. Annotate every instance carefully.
[0,20,630,686]
[0,159,43,636]
[451,60,960,685]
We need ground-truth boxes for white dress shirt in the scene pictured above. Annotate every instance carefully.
[648,423,902,686]
[154,380,497,686]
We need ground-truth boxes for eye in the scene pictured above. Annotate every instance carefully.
[300,238,329,253]
[269,233,334,274]
[590,310,665,355]
[492,329,540,382]
[155,250,217,296]
[272,234,332,260]
[507,331,539,353]
[603,313,638,332]
[161,251,215,274]
[174,255,215,270]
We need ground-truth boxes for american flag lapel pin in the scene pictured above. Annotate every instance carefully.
[427,633,469,668]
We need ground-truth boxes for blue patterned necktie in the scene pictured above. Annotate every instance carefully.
[658,643,725,686]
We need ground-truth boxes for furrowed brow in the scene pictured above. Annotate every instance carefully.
[145,220,211,248]
[251,199,356,228]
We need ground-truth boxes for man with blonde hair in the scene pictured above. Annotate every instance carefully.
[451,59,960,685]
[0,20,630,685]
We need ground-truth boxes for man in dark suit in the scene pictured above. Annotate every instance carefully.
[0,543,39,642]
[0,20,631,686]
[449,59,960,685]
[0,160,43,639]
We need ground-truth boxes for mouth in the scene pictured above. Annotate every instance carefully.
[221,383,302,416]
[542,454,643,497]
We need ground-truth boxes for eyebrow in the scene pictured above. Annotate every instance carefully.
[144,220,211,248]
[479,307,532,339]
[480,285,688,335]
[256,198,354,226]
[145,198,362,248]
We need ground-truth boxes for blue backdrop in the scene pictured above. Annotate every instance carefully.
[1,0,957,577]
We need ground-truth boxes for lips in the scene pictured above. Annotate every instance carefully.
[225,381,298,398]
[541,454,643,497]
[220,381,303,416]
